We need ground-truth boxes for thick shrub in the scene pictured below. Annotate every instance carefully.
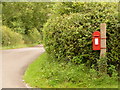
[1,26,24,46]
[2,2,54,36]
[43,2,119,67]
[52,2,118,16]
[23,28,41,44]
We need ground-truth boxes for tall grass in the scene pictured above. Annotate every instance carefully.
[23,52,118,88]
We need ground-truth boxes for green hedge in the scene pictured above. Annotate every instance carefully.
[43,2,119,67]
[23,28,41,44]
[1,26,24,46]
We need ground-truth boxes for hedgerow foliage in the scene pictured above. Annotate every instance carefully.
[2,2,53,35]
[43,2,119,67]
[2,2,54,45]
[23,28,41,44]
[1,26,24,46]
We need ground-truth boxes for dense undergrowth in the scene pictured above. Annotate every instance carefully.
[24,2,119,88]
[43,2,119,76]
[24,52,118,88]
[1,2,53,48]
[1,25,41,49]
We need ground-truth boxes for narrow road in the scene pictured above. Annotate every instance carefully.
[1,46,45,88]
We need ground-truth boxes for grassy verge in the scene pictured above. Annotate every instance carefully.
[0,43,39,50]
[23,52,118,88]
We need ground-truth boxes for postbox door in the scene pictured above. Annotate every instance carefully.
[92,31,100,50]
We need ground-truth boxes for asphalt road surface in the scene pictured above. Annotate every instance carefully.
[1,46,45,88]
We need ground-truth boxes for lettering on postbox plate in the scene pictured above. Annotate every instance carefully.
[95,38,98,45]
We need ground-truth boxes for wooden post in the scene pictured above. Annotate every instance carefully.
[100,23,106,58]
[99,23,107,74]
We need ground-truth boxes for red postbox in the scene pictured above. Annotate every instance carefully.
[92,31,101,50]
